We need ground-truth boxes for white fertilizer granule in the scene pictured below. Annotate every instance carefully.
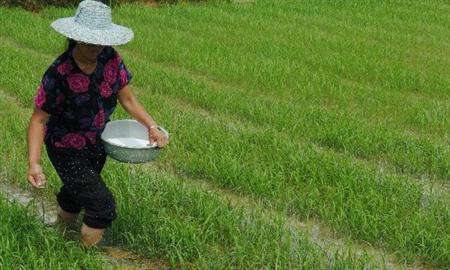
[106,137,156,148]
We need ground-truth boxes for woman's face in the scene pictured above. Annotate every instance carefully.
[77,41,105,60]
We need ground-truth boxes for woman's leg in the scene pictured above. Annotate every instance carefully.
[80,142,115,247]
[45,141,116,246]
[81,223,105,247]
[56,184,82,224]
[78,175,116,247]
[88,142,107,175]
[56,206,80,240]
[57,206,78,222]
[46,139,82,233]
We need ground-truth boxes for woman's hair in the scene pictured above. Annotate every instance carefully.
[65,38,78,52]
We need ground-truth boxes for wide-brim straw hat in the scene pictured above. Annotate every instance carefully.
[51,0,134,46]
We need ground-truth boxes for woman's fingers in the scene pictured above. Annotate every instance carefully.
[27,164,46,188]
[156,131,168,148]
[28,174,41,188]
[27,174,37,187]
[37,173,47,187]
[148,131,157,145]
[35,173,46,188]
[149,130,168,148]
[27,172,46,189]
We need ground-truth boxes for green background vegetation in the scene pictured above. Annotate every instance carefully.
[0,0,230,11]
[0,0,448,269]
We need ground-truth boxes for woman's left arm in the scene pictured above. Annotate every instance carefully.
[118,85,168,148]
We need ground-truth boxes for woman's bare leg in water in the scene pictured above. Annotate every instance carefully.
[81,224,105,247]
[57,207,105,247]
[57,206,78,226]
[56,206,80,239]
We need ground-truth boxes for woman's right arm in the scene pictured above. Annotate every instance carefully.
[27,108,50,188]
[28,61,62,188]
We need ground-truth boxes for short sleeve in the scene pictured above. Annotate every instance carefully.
[115,51,133,91]
[34,66,64,115]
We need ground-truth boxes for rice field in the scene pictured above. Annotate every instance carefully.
[0,193,105,269]
[0,0,449,269]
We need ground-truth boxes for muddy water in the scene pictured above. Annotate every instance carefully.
[0,183,58,226]
[102,246,169,270]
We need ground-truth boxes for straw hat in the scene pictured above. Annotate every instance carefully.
[51,0,134,46]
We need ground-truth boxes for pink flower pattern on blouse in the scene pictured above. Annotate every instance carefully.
[56,93,65,105]
[103,59,117,85]
[84,131,97,144]
[34,46,133,150]
[56,133,86,149]
[67,73,90,93]
[120,69,128,87]
[34,84,46,108]
[100,81,112,98]
[57,59,73,75]
[93,108,105,129]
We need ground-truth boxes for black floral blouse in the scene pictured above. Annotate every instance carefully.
[34,46,133,150]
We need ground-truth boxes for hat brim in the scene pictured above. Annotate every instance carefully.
[51,17,134,46]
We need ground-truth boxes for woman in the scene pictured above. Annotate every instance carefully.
[26,0,168,247]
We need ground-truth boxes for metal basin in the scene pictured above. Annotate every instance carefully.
[100,119,169,163]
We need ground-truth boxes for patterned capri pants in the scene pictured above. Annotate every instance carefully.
[45,136,117,229]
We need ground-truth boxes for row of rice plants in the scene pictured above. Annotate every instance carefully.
[1,6,450,181]
[15,4,449,180]
[0,40,447,267]
[109,1,450,127]
[116,1,449,98]
[110,3,450,179]
[0,90,381,269]
[126,57,449,181]
[14,4,450,141]
[4,5,449,142]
